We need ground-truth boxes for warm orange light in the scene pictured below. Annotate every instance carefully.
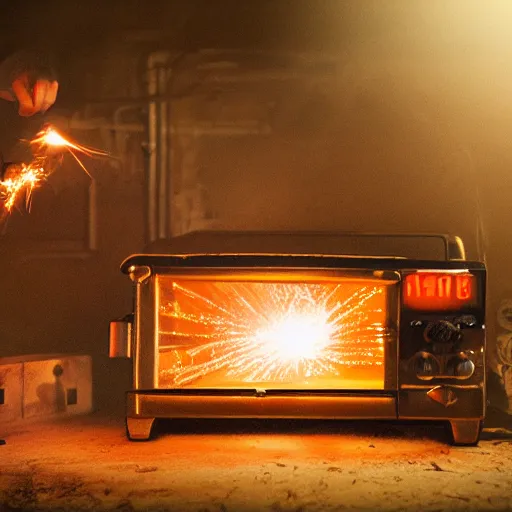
[157,275,392,389]
[403,272,477,311]
[254,313,333,363]
[30,125,109,178]
[31,126,108,157]
[1,124,108,216]
[0,163,45,212]
[39,129,69,147]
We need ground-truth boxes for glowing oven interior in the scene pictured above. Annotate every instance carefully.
[156,273,395,389]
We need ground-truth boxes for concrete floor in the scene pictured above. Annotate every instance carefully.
[1,414,512,512]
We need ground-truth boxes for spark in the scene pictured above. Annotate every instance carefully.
[158,280,392,387]
[31,125,109,159]
[0,163,46,212]
[30,125,109,179]
[0,125,108,215]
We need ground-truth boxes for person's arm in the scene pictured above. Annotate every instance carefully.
[0,50,58,116]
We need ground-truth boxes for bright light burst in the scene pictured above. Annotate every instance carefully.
[32,129,69,148]
[158,280,391,387]
[30,124,108,178]
[254,313,333,364]
[0,124,108,214]
[0,163,46,212]
[32,125,108,159]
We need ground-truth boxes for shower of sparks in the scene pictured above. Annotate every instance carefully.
[30,125,108,178]
[0,163,46,212]
[0,124,108,214]
[158,281,391,387]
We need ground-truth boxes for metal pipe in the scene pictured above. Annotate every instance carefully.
[146,52,170,242]
[158,66,169,239]
[147,57,158,243]
[77,69,335,107]
[88,178,98,251]
[113,105,140,126]
[69,118,272,136]
[70,120,145,132]
[167,104,175,237]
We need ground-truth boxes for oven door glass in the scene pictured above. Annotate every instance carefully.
[156,272,397,389]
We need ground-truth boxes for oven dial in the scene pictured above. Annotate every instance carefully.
[414,352,440,379]
[424,320,461,344]
[449,354,475,378]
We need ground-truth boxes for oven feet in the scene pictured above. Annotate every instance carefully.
[123,417,482,444]
[448,419,483,446]
[126,417,155,441]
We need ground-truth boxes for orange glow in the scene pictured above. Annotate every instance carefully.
[36,129,69,147]
[0,163,45,212]
[403,272,477,311]
[1,124,108,216]
[30,125,109,178]
[254,313,333,364]
[31,125,108,157]
[157,275,392,389]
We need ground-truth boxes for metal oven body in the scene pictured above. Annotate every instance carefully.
[110,233,486,445]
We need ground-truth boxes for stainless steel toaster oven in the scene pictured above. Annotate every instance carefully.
[109,232,486,445]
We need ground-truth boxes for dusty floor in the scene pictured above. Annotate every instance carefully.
[1,414,512,512]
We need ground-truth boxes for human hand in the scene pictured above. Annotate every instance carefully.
[0,73,59,116]
[0,51,59,116]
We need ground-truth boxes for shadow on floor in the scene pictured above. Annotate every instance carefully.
[148,409,512,444]
[97,406,512,443]
[153,417,451,443]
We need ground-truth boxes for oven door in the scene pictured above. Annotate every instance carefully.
[131,267,399,420]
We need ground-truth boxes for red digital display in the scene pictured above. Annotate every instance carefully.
[403,272,476,311]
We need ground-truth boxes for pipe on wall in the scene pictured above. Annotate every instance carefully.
[146,52,171,243]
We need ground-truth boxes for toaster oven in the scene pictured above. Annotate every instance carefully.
[109,232,486,445]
